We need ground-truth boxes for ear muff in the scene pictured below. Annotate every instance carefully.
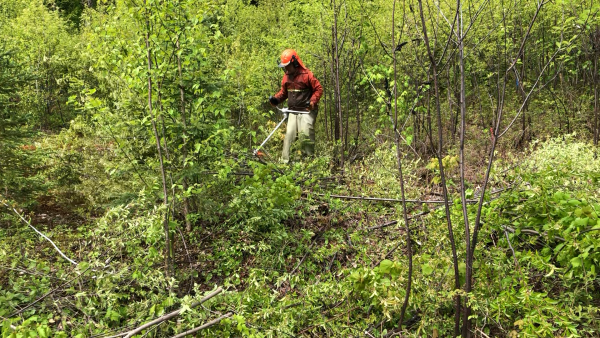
[291,55,300,68]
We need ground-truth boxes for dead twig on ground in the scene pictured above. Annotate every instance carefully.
[8,266,92,318]
[169,312,233,338]
[316,193,476,204]
[1,197,78,266]
[122,287,223,338]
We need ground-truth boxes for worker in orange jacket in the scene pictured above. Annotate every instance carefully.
[269,49,323,163]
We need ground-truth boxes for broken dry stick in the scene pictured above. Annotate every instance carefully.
[123,287,223,338]
[169,312,233,338]
[317,193,477,204]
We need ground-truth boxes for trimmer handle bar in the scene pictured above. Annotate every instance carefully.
[253,107,311,156]
[277,107,311,115]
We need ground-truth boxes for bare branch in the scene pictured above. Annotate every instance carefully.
[505,0,546,75]
[316,193,477,204]
[123,288,224,338]
[498,48,561,138]
[417,0,461,334]
[0,197,77,265]
[169,312,233,338]
[7,266,92,318]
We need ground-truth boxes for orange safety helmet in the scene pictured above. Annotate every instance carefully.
[278,49,305,69]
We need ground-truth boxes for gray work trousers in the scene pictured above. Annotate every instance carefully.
[281,110,317,163]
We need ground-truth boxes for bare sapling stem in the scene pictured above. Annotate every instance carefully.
[470,0,547,268]
[594,55,599,155]
[391,0,412,330]
[176,38,192,232]
[466,2,547,335]
[457,0,473,336]
[332,0,345,168]
[144,0,172,277]
[416,1,461,336]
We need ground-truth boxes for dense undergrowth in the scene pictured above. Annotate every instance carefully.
[2,0,600,337]
[2,134,599,337]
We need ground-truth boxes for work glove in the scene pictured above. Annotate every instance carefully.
[269,96,279,106]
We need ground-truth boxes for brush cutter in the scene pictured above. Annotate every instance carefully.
[253,105,311,157]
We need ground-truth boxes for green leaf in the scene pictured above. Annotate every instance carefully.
[180,304,191,314]
[570,256,583,268]
[573,218,588,227]
[349,271,360,282]
[379,260,393,274]
[422,263,434,276]
[77,261,89,271]
[37,325,49,338]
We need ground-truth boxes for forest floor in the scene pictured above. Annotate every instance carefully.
[2,131,600,337]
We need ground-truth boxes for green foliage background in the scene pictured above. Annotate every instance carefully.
[1,0,600,337]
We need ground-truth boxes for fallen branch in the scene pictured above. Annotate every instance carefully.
[169,312,233,338]
[578,227,600,236]
[504,229,519,267]
[283,302,303,310]
[366,318,387,336]
[501,225,565,242]
[363,220,398,231]
[123,287,223,338]
[316,193,470,204]
[8,266,92,318]
[298,306,358,334]
[361,185,518,231]
[245,322,296,338]
[327,252,337,271]
[361,209,434,231]
[372,240,404,268]
[1,197,77,265]
[321,182,515,208]
[290,242,316,275]
[289,223,330,276]
[177,227,194,294]
[0,264,64,280]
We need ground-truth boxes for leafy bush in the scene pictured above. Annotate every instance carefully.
[469,136,600,336]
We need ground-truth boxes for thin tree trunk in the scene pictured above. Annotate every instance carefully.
[176,39,192,232]
[392,0,412,329]
[457,2,472,337]
[144,0,172,277]
[323,60,330,142]
[467,3,545,335]
[594,56,599,156]
[356,87,361,142]
[417,1,461,336]
[331,39,340,141]
[426,76,435,155]
[332,0,345,168]
[453,64,460,141]
[157,88,175,191]
[345,68,351,150]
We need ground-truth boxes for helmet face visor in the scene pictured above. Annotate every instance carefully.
[278,58,290,68]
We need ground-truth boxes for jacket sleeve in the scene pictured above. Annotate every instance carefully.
[308,71,323,105]
[274,75,288,103]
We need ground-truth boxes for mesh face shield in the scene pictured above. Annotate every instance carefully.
[278,58,291,68]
